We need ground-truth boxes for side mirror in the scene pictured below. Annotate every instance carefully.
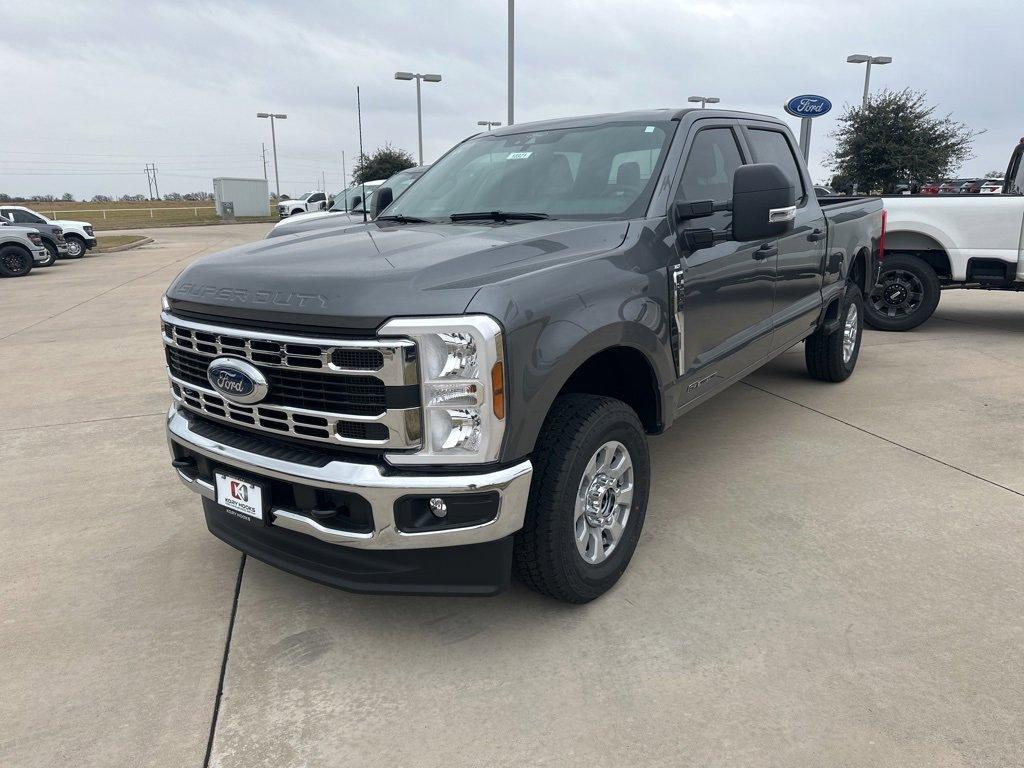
[371,187,394,218]
[731,163,796,242]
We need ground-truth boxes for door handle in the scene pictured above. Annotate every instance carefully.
[753,243,777,260]
[808,228,826,242]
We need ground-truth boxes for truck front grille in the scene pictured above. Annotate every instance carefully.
[162,313,420,450]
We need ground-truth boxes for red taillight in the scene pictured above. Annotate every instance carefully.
[878,209,887,261]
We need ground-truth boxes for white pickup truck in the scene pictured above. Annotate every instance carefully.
[277,191,329,219]
[865,139,1024,330]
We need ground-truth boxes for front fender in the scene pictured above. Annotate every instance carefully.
[469,255,675,462]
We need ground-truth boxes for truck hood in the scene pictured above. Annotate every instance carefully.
[51,218,91,230]
[167,219,629,331]
[268,210,361,236]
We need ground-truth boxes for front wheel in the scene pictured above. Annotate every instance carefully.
[805,284,863,382]
[864,254,941,331]
[40,241,59,267]
[513,394,650,603]
[0,245,34,277]
[64,235,86,259]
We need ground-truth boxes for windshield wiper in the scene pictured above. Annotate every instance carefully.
[449,211,550,222]
[375,214,432,223]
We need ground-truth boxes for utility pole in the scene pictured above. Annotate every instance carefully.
[508,0,515,126]
[261,143,268,181]
[342,151,347,188]
[144,165,153,200]
[151,164,159,200]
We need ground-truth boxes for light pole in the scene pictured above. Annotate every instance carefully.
[688,96,720,109]
[477,120,502,131]
[395,72,442,166]
[846,54,892,108]
[508,0,514,126]
[256,112,287,199]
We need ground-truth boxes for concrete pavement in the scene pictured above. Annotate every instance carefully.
[2,224,1022,767]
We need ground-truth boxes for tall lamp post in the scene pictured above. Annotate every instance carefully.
[846,54,892,108]
[256,112,287,199]
[477,120,502,131]
[688,96,720,109]
[394,72,443,165]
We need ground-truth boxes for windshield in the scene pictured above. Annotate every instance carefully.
[330,186,376,213]
[385,121,675,220]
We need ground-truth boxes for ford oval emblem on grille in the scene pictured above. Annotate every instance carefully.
[207,357,268,405]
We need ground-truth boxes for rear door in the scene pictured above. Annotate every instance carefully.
[671,122,776,403]
[741,123,826,350]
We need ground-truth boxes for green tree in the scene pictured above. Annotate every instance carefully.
[984,170,1003,179]
[61,192,74,201]
[352,145,415,184]
[827,88,977,193]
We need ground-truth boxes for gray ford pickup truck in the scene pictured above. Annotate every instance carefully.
[163,108,884,602]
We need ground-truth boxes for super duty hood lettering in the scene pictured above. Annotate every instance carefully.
[175,282,329,309]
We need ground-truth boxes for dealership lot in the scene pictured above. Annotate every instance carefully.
[2,224,1022,767]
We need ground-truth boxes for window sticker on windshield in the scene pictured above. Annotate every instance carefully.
[644,126,655,133]
[507,151,532,159]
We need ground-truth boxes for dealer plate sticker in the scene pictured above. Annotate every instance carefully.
[215,472,263,520]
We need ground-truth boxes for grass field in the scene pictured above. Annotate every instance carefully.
[9,199,275,231]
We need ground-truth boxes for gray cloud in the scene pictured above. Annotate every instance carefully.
[2,0,1020,197]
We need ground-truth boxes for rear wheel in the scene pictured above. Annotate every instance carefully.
[64,235,86,259]
[0,245,34,277]
[864,254,941,331]
[806,284,863,382]
[40,241,58,267]
[513,394,650,603]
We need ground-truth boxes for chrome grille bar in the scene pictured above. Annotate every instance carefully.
[161,312,417,387]
[162,312,421,450]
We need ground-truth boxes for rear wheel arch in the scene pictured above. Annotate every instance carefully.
[884,230,952,279]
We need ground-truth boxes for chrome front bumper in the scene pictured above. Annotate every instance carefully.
[166,405,532,550]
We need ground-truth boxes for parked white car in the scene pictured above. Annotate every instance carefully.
[979,178,1004,194]
[0,205,96,258]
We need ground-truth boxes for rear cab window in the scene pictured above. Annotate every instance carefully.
[745,128,807,205]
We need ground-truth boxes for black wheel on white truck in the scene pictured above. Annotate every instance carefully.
[864,253,941,332]
[0,245,33,277]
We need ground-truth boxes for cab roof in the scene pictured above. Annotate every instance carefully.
[484,108,785,135]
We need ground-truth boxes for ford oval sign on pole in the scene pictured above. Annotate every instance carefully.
[784,95,832,162]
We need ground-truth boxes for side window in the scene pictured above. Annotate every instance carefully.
[0,209,13,223]
[14,210,42,224]
[677,128,744,204]
[746,129,805,201]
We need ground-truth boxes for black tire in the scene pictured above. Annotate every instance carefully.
[806,284,864,382]
[864,253,941,331]
[513,394,651,603]
[40,241,58,267]
[0,245,34,277]
[64,235,86,259]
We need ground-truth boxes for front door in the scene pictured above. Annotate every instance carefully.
[671,124,776,405]
[743,125,826,349]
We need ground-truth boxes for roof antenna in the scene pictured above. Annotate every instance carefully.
[357,86,368,224]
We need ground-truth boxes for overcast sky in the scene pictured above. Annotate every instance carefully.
[2,0,1020,198]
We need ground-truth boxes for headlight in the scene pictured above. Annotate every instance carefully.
[161,294,170,312]
[380,315,505,465]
